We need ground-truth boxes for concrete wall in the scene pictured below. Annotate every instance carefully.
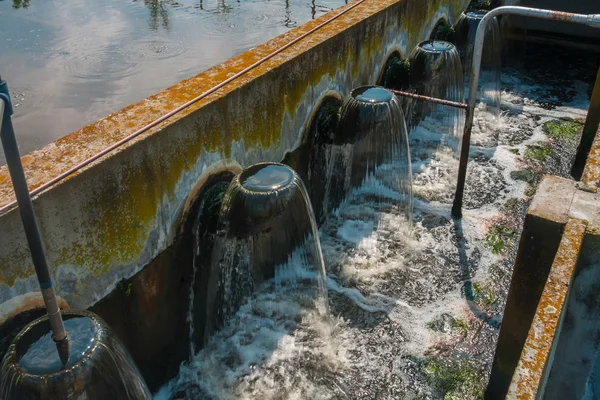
[0,0,470,311]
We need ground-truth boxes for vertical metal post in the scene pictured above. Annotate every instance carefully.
[0,79,70,366]
[572,66,600,180]
[452,6,600,218]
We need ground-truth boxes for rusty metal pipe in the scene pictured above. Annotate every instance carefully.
[390,89,468,109]
[0,0,369,216]
[452,6,600,217]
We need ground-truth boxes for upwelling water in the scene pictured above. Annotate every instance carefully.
[156,44,594,399]
[0,0,348,163]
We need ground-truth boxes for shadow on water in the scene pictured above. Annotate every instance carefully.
[452,218,500,329]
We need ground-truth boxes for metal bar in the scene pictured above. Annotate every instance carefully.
[452,6,600,217]
[390,89,468,109]
[0,93,70,365]
[0,0,369,217]
[572,66,600,180]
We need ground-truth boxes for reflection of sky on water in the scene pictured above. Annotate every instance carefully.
[0,0,347,162]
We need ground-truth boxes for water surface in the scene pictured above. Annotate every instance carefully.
[0,0,347,163]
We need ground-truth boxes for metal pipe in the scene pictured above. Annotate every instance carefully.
[0,0,369,217]
[0,90,70,366]
[452,6,600,217]
[390,89,468,109]
[572,66,600,180]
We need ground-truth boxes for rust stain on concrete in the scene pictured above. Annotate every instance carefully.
[581,126,600,192]
[0,0,470,307]
[507,218,587,399]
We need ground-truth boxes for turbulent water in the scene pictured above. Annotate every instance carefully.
[0,313,151,399]
[456,11,502,130]
[157,45,595,399]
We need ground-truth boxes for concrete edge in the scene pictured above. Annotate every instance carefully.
[507,218,587,399]
[0,292,70,327]
[581,126,600,192]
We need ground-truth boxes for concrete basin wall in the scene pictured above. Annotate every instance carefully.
[0,0,470,310]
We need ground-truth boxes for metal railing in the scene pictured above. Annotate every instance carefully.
[451,6,600,217]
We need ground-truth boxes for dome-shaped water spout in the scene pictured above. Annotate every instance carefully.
[455,11,501,128]
[204,163,329,338]
[0,311,151,400]
[332,86,412,246]
[409,40,465,149]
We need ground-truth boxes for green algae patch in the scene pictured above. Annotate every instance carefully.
[425,358,486,399]
[472,281,498,307]
[485,225,517,254]
[543,119,583,142]
[525,143,552,163]
[510,168,538,184]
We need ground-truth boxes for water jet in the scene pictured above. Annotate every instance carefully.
[455,10,501,127]
[204,162,329,338]
[0,311,151,399]
[408,40,465,146]
[334,86,412,242]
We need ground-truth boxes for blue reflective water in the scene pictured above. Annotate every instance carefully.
[355,87,393,103]
[241,164,294,192]
[19,317,96,374]
[0,0,348,163]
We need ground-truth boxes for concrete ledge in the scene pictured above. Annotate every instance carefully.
[581,126,600,192]
[488,175,600,399]
[0,0,470,308]
[507,218,587,399]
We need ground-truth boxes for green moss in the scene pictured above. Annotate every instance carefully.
[472,281,498,307]
[525,184,538,197]
[508,148,520,155]
[425,358,486,399]
[434,24,456,42]
[510,168,538,184]
[467,0,492,11]
[452,318,469,335]
[485,225,517,255]
[501,198,525,214]
[525,143,552,163]
[543,119,583,142]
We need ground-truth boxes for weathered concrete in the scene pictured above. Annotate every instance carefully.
[580,125,600,192]
[0,0,471,309]
[541,232,600,399]
[507,218,587,399]
[490,175,600,399]
[485,192,566,399]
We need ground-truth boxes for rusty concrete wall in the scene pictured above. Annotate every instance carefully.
[0,0,470,309]
[541,233,600,399]
[500,175,600,399]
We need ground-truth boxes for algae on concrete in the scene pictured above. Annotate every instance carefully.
[525,143,553,163]
[485,225,518,255]
[543,119,583,142]
[425,357,486,399]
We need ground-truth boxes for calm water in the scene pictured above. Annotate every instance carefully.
[0,0,347,163]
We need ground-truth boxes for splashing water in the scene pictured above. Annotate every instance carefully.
[158,45,594,400]
[409,40,465,148]
[0,311,151,399]
[204,163,329,340]
[456,11,502,130]
[406,41,465,201]
[333,86,413,247]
